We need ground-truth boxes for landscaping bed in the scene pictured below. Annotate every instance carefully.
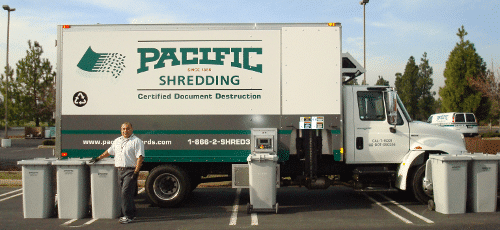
[465,137,500,154]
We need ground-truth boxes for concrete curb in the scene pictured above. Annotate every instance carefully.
[0,179,233,188]
[0,171,232,188]
[0,179,22,186]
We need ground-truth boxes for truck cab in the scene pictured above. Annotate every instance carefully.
[342,85,467,203]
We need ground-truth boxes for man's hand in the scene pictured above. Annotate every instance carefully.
[88,156,100,164]
[90,151,109,164]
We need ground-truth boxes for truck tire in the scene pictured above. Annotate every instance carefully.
[411,164,432,204]
[145,164,191,208]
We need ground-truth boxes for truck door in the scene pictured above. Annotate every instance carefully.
[353,89,410,163]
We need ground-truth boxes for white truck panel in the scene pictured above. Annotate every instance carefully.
[61,30,281,115]
[281,27,342,115]
[343,86,356,163]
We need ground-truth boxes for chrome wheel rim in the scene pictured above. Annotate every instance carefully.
[153,173,180,201]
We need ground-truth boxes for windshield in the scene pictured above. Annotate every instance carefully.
[396,94,412,122]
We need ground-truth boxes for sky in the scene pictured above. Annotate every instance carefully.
[0,0,499,95]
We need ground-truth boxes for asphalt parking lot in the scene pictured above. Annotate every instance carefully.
[2,185,500,230]
[2,129,500,229]
[0,139,54,171]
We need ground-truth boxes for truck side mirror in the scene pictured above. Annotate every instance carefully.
[387,91,398,126]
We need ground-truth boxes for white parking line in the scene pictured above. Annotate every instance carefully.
[0,192,22,202]
[378,193,434,224]
[83,218,98,225]
[251,213,258,225]
[229,188,241,226]
[66,218,98,228]
[0,188,22,197]
[61,219,78,226]
[363,193,413,224]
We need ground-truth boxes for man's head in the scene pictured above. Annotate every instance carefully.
[121,122,133,138]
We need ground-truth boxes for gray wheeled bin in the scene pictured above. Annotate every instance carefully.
[18,158,57,218]
[430,154,471,214]
[467,153,500,213]
[89,158,121,219]
[247,153,279,213]
[52,158,90,219]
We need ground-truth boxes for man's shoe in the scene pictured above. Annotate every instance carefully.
[119,217,134,224]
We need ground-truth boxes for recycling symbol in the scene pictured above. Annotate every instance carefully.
[73,91,88,107]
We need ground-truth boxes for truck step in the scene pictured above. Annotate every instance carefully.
[353,168,397,175]
[354,187,399,193]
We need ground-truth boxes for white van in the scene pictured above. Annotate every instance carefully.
[427,112,479,137]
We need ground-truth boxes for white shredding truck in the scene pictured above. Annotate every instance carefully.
[55,23,467,208]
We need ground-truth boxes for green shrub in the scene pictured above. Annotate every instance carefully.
[42,139,55,146]
[481,132,500,138]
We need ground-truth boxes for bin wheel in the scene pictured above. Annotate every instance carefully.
[145,164,191,208]
[247,203,252,214]
[428,199,435,211]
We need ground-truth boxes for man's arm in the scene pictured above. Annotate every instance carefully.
[134,155,144,174]
[98,150,110,161]
[134,138,145,174]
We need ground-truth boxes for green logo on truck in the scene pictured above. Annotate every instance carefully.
[137,47,262,74]
[77,47,126,78]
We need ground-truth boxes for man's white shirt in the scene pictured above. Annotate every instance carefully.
[107,134,145,167]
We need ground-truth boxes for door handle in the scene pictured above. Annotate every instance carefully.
[356,137,363,150]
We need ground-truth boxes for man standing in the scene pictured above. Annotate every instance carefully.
[89,122,144,224]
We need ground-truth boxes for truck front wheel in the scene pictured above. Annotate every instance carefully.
[411,164,432,204]
[145,165,191,208]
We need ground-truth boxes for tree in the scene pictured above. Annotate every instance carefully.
[434,98,442,113]
[0,65,19,126]
[468,65,500,127]
[13,40,56,126]
[439,26,489,121]
[416,52,436,120]
[375,76,389,86]
[343,77,359,85]
[395,54,436,121]
[395,56,419,119]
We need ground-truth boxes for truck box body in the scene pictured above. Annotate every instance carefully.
[56,23,343,163]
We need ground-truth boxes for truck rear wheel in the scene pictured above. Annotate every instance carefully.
[145,165,191,208]
[411,164,432,204]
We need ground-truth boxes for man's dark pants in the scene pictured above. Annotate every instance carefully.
[118,168,137,218]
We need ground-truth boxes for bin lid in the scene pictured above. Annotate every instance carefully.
[90,158,115,166]
[17,158,53,165]
[429,154,472,161]
[52,158,90,166]
[35,157,58,161]
[466,153,500,160]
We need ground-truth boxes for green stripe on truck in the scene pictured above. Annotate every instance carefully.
[61,130,252,135]
[61,149,251,162]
